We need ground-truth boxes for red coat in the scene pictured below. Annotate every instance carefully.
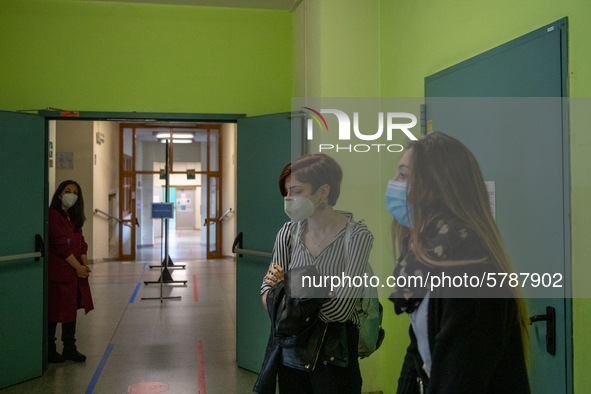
[48,207,94,323]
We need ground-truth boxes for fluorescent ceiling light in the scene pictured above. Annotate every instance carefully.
[159,139,193,144]
[155,132,194,139]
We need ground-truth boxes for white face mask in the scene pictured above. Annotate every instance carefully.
[284,195,324,222]
[61,193,78,208]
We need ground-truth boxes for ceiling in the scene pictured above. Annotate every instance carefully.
[76,0,300,11]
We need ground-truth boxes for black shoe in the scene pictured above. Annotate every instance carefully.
[62,349,86,362]
[48,351,65,363]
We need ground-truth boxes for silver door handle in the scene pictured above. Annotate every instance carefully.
[232,232,272,258]
[0,252,42,262]
[232,248,272,258]
[1,234,44,262]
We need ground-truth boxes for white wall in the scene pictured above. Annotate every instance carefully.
[92,121,119,262]
[55,120,94,259]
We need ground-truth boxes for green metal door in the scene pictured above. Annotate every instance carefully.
[235,112,302,372]
[0,111,46,388]
[425,19,570,394]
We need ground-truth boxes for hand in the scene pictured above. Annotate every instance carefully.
[264,264,284,286]
[76,265,89,278]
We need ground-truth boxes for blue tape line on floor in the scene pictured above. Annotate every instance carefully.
[85,343,114,394]
[143,262,148,269]
[129,282,141,303]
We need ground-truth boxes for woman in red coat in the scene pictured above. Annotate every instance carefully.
[48,180,94,363]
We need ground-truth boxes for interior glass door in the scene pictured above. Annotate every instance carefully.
[205,127,222,259]
[120,126,136,261]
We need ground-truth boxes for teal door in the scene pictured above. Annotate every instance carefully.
[235,113,302,372]
[0,111,46,388]
[425,19,570,394]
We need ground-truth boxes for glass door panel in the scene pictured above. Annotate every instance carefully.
[120,174,135,260]
[206,176,221,258]
[120,125,136,260]
[122,222,132,256]
[171,128,203,171]
[135,128,170,171]
[209,128,219,172]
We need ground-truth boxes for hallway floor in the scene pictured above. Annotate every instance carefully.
[3,256,262,394]
[137,229,207,262]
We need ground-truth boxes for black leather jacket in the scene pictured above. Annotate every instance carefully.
[253,267,350,394]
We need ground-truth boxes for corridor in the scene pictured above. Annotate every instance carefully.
[3,257,258,394]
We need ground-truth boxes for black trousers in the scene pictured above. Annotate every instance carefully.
[278,322,363,394]
[48,320,77,353]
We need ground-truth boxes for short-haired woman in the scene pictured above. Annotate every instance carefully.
[47,180,94,363]
[255,153,374,394]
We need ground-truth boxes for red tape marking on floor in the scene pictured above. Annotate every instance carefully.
[193,274,198,302]
[128,382,168,394]
[197,340,206,394]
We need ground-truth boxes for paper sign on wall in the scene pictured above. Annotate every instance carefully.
[485,181,496,219]
[177,198,191,206]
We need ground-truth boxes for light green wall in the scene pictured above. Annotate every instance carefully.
[293,0,383,391]
[319,0,380,97]
[295,0,380,98]
[379,1,591,393]
[0,0,292,116]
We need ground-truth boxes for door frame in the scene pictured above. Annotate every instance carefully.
[117,122,223,260]
[424,17,571,393]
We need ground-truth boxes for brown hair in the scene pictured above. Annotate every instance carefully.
[279,154,343,206]
[393,131,529,362]
[50,180,86,231]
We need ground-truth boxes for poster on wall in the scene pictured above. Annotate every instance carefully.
[56,152,74,170]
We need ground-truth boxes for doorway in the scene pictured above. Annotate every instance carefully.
[45,111,240,264]
[119,122,225,261]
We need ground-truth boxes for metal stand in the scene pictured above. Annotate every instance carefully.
[149,255,186,270]
[143,140,187,298]
[142,218,183,301]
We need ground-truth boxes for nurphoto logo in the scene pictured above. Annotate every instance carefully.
[302,107,418,153]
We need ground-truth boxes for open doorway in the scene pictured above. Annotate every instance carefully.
[48,115,237,263]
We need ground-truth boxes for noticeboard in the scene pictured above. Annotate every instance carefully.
[151,203,174,219]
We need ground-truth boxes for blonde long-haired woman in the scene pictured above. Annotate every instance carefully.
[387,132,530,393]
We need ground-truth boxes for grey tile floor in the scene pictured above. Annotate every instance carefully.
[2,234,262,394]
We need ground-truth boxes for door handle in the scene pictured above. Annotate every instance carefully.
[529,306,556,356]
[231,232,272,258]
[232,232,243,257]
[0,234,44,263]
[35,234,44,261]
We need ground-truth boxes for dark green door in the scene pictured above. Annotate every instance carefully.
[425,19,570,394]
[235,112,302,372]
[0,111,46,388]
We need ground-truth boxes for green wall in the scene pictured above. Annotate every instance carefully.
[0,0,293,116]
[294,1,383,391]
[379,0,591,393]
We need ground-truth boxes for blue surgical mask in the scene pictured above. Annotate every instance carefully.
[385,180,413,227]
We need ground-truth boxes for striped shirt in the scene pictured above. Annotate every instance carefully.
[261,211,374,324]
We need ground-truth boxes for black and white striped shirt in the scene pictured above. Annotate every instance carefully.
[261,211,374,324]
